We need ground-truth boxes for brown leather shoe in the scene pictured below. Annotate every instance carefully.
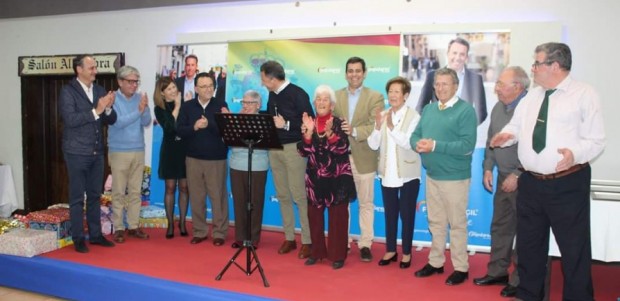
[190,236,207,244]
[298,244,311,259]
[213,238,225,246]
[278,240,297,254]
[127,228,149,240]
[113,230,125,243]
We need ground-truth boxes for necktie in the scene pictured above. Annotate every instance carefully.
[439,103,446,110]
[532,89,556,153]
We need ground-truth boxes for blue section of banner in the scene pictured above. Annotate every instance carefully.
[151,36,494,249]
[152,130,493,247]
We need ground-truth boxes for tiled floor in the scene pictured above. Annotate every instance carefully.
[0,286,64,301]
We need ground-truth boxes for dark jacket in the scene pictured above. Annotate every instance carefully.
[59,78,117,156]
[175,76,197,100]
[176,97,228,160]
[416,68,487,125]
[266,83,314,144]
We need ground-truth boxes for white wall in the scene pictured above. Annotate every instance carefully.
[1,0,618,208]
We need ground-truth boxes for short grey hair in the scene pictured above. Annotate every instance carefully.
[116,65,140,80]
[434,67,459,86]
[535,42,572,71]
[243,90,262,106]
[313,84,336,105]
[504,66,531,90]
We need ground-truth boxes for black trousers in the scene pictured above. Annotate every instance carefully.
[64,153,105,241]
[381,179,420,255]
[516,166,593,301]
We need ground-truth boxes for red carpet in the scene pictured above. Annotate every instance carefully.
[41,225,619,301]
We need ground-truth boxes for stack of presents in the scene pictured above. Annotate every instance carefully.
[0,166,165,257]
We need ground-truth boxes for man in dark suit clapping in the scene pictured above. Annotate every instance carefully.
[59,54,117,253]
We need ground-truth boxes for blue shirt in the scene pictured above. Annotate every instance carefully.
[108,91,152,152]
[229,147,269,171]
[347,86,362,121]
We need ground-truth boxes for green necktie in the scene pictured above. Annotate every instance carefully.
[532,89,556,153]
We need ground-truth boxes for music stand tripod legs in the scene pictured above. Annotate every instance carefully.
[215,140,269,287]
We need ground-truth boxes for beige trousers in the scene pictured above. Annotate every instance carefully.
[109,151,145,231]
[268,142,310,244]
[185,157,228,239]
[426,176,470,272]
[349,157,376,248]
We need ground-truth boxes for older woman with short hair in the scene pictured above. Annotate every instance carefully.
[298,84,356,269]
[227,90,269,249]
[368,76,421,269]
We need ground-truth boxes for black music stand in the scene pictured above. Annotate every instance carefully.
[214,112,282,287]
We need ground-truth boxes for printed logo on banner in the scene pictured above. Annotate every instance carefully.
[416,200,427,213]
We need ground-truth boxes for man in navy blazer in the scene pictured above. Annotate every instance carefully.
[416,38,487,125]
[59,54,117,253]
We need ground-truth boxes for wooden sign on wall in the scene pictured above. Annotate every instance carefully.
[18,53,123,76]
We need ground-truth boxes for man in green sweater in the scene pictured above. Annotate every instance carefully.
[410,68,477,286]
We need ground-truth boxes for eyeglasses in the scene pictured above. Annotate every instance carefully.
[122,78,140,85]
[196,84,214,89]
[241,101,259,105]
[532,60,553,69]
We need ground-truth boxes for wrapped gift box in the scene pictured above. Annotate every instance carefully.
[29,220,71,239]
[1,218,25,235]
[139,205,165,218]
[100,205,113,235]
[58,236,73,248]
[139,217,168,228]
[0,228,58,257]
[27,208,70,223]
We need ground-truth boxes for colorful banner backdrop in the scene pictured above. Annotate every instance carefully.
[151,33,496,250]
[226,35,399,112]
[226,34,400,240]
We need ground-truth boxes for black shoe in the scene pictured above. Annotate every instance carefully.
[179,221,188,237]
[165,226,174,239]
[332,260,344,269]
[399,258,411,269]
[500,285,517,297]
[445,271,469,286]
[378,253,398,266]
[360,247,373,262]
[473,274,509,286]
[74,239,89,253]
[305,258,319,266]
[414,263,444,277]
[90,236,115,247]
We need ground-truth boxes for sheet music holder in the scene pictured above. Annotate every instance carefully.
[214,112,282,287]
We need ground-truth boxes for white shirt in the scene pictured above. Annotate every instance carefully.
[184,76,195,98]
[368,106,420,187]
[77,78,100,120]
[500,76,605,174]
